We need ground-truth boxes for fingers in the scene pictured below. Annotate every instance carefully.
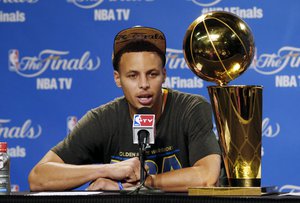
[88,158,142,191]
[108,157,141,182]
[123,157,140,182]
[122,181,139,189]
[88,178,107,191]
[87,178,139,191]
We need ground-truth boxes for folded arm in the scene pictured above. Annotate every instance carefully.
[145,154,221,192]
[28,150,140,191]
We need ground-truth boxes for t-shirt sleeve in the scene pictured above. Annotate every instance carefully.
[185,97,221,166]
[51,110,104,165]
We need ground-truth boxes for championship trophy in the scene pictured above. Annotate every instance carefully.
[183,11,264,195]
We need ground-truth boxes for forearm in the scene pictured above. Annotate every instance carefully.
[145,167,212,192]
[145,154,221,192]
[28,162,108,191]
[28,151,140,191]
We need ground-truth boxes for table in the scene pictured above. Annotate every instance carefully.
[0,191,299,203]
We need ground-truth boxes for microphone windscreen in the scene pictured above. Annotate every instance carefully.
[137,107,154,114]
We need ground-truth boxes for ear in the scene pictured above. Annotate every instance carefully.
[114,71,122,88]
[162,67,167,83]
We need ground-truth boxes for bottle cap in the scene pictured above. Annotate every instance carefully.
[0,142,7,152]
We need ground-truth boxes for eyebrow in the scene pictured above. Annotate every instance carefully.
[128,66,161,72]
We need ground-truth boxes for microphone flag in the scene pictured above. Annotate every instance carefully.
[132,107,155,144]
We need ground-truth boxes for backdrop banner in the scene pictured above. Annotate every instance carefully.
[0,0,299,192]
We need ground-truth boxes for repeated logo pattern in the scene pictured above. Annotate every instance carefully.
[0,0,299,192]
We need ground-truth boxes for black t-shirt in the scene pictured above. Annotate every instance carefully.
[52,88,221,175]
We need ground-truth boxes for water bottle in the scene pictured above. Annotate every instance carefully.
[0,142,10,195]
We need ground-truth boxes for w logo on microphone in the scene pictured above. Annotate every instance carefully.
[133,115,154,127]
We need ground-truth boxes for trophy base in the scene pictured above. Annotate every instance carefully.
[228,178,261,187]
[188,186,277,196]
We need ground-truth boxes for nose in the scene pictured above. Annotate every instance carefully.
[138,75,150,89]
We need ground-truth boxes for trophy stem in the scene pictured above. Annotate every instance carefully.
[208,85,263,187]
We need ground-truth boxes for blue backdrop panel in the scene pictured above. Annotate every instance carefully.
[0,0,299,192]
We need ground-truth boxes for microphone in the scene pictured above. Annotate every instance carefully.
[132,107,155,145]
[128,107,163,194]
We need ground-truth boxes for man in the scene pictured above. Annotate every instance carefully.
[28,26,221,192]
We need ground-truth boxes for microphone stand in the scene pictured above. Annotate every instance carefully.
[138,134,147,185]
[121,128,163,195]
[134,130,163,194]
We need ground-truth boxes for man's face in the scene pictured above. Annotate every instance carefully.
[114,51,166,116]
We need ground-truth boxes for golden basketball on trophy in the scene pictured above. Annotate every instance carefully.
[183,11,263,188]
[183,11,255,86]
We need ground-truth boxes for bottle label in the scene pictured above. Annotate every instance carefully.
[0,181,8,193]
[0,188,7,192]
[0,152,10,194]
[0,154,3,169]
[0,154,9,170]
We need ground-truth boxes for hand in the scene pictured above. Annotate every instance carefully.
[106,157,140,183]
[87,178,139,191]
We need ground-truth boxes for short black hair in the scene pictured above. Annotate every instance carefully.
[112,40,166,71]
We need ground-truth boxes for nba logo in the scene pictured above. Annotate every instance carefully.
[67,116,77,134]
[132,114,155,144]
[11,184,20,192]
[133,115,154,127]
[133,115,141,126]
[8,49,20,71]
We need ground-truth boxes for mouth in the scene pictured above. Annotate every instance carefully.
[137,94,153,105]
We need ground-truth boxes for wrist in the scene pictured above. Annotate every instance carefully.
[145,175,155,188]
[93,164,110,180]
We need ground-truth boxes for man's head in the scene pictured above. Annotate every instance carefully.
[112,26,167,116]
[112,26,166,71]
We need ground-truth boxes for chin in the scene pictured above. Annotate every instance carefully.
[139,105,152,109]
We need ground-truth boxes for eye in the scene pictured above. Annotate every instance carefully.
[149,71,159,78]
[127,73,137,79]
